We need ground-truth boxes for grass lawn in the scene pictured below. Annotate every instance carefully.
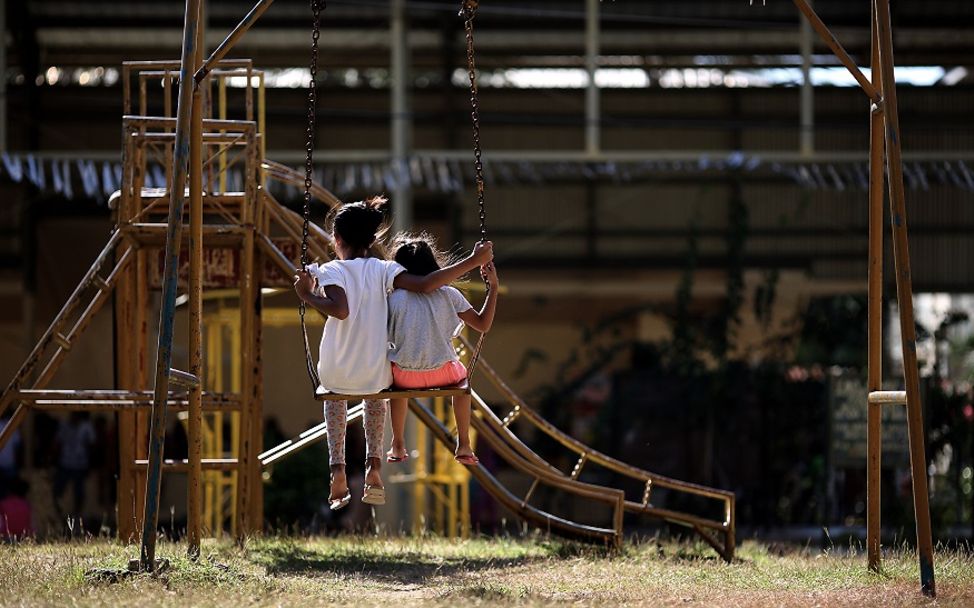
[0,535,971,607]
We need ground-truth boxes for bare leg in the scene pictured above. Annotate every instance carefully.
[387,397,409,461]
[329,464,348,502]
[453,393,475,459]
[363,399,386,489]
[323,399,349,500]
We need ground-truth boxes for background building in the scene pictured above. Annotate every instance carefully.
[1,0,973,541]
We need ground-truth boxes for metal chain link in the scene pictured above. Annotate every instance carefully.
[460,0,489,375]
[300,0,324,392]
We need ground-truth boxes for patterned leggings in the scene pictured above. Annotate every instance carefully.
[323,399,387,467]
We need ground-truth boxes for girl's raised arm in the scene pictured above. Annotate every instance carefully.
[458,262,498,333]
[394,241,493,293]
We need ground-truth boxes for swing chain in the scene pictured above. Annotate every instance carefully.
[460,0,489,375]
[302,0,322,271]
[461,1,487,245]
[300,0,324,392]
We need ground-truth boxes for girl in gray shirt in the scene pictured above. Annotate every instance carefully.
[386,233,498,465]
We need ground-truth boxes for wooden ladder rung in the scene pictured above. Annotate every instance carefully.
[868,390,907,405]
[91,275,111,292]
[53,333,72,351]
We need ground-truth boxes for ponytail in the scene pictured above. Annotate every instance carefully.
[329,195,389,250]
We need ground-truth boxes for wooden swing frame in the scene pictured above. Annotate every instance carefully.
[0,0,934,595]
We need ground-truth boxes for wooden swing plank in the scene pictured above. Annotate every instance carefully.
[315,381,470,402]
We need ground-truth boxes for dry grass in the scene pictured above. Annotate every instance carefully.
[1,534,972,607]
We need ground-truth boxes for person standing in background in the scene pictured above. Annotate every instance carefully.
[52,412,95,521]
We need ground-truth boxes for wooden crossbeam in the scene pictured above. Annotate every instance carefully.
[133,458,238,472]
[867,390,906,405]
[12,389,241,412]
[122,223,247,247]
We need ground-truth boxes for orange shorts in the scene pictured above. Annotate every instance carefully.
[391,360,467,389]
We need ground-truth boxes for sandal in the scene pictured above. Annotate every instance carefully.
[454,453,480,466]
[329,491,352,511]
[329,473,351,511]
[362,484,386,505]
[386,450,409,464]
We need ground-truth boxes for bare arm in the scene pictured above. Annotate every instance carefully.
[394,241,493,294]
[293,269,349,320]
[458,262,498,333]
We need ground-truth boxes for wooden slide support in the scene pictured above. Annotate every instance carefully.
[408,397,625,547]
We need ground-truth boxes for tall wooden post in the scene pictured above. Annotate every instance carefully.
[187,0,205,558]
[115,132,137,541]
[235,126,260,539]
[140,0,202,571]
[865,0,885,572]
[246,126,264,534]
[874,0,936,596]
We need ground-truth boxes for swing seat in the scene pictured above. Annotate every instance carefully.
[315,380,470,402]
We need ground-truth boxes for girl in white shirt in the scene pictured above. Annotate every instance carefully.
[385,233,498,467]
[294,197,492,510]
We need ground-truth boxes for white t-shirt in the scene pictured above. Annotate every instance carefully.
[388,286,473,371]
[309,257,406,395]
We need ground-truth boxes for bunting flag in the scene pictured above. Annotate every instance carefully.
[0,152,972,202]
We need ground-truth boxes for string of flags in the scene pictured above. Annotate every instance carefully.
[1,152,128,199]
[1,151,972,202]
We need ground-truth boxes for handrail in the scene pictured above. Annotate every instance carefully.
[460,336,734,550]
[262,159,342,209]
[468,340,734,500]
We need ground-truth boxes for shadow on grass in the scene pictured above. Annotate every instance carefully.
[252,542,544,584]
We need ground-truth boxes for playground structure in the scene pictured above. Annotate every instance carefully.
[0,0,937,598]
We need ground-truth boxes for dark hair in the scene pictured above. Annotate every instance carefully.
[327,195,389,251]
[392,232,458,276]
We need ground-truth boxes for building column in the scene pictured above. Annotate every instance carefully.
[391,0,412,233]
